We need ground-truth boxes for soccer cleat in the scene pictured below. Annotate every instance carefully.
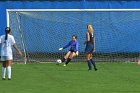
[88,69,92,71]
[8,78,11,80]
[63,64,66,67]
[2,78,5,80]
[94,68,98,71]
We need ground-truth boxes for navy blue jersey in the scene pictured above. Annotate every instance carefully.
[85,32,94,53]
[88,32,94,44]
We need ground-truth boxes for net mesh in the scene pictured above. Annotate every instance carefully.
[8,10,140,63]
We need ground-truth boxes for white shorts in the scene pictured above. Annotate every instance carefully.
[0,56,13,61]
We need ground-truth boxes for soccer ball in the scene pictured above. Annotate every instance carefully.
[56,59,62,64]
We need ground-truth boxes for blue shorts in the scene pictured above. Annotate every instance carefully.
[85,43,94,53]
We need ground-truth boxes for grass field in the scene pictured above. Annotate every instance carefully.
[0,62,140,93]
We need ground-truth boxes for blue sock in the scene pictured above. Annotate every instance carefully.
[90,59,97,69]
[87,60,92,70]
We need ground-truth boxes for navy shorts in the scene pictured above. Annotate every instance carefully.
[69,49,76,53]
[85,43,94,53]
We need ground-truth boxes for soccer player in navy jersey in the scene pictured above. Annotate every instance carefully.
[59,35,78,66]
[85,24,97,71]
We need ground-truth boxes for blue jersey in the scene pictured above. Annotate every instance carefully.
[63,40,78,52]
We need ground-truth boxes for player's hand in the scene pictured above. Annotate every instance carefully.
[76,51,79,56]
[59,48,63,51]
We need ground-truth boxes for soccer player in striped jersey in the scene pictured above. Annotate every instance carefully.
[59,35,78,66]
[85,24,97,71]
[0,27,22,80]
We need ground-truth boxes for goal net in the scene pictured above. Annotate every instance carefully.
[6,9,140,63]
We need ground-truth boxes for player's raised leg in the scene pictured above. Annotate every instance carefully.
[61,51,71,63]
[65,52,77,65]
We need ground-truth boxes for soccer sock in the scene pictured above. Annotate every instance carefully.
[65,58,71,65]
[2,67,6,79]
[87,60,92,70]
[62,57,66,63]
[7,66,11,79]
[90,59,97,69]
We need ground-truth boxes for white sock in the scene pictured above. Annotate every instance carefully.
[2,67,6,79]
[7,66,11,79]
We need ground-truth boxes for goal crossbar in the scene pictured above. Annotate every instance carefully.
[6,9,140,12]
[6,8,140,27]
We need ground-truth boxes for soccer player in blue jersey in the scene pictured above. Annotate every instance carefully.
[84,24,97,71]
[59,35,78,66]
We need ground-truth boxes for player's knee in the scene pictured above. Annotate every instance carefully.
[64,56,67,59]
[70,53,76,59]
[69,55,74,59]
[69,56,73,59]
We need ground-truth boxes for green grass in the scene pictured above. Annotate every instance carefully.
[0,62,140,93]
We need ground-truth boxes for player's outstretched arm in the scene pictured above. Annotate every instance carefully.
[59,41,71,51]
[13,44,22,56]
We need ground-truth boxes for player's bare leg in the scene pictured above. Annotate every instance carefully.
[69,52,76,59]
[65,52,76,65]
[62,51,71,63]
[87,53,92,70]
[90,54,97,71]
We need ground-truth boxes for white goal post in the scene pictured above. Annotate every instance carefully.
[6,9,140,63]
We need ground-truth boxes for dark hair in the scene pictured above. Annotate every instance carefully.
[72,35,77,39]
[5,27,11,40]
